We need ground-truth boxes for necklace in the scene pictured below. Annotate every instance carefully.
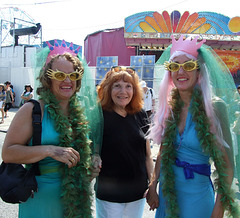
[161,88,239,217]
[40,89,92,218]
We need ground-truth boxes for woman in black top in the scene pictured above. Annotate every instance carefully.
[96,66,153,218]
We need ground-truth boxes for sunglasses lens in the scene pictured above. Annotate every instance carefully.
[168,63,180,72]
[55,72,66,81]
[183,62,196,71]
[112,67,120,72]
[70,72,80,81]
[111,66,135,75]
[126,69,134,74]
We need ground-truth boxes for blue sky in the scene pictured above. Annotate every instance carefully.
[0,0,239,46]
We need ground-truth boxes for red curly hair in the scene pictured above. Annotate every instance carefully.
[97,69,143,114]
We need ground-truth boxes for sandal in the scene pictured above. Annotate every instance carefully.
[0,120,4,124]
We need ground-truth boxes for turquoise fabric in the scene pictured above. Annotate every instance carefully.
[19,92,33,107]
[19,105,63,218]
[156,111,214,218]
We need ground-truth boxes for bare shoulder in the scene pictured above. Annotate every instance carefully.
[15,100,44,120]
[5,100,42,145]
[12,102,34,122]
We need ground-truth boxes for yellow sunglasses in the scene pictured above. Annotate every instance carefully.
[111,66,136,75]
[164,60,199,72]
[47,69,83,81]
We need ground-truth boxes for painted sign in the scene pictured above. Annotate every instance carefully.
[125,11,240,40]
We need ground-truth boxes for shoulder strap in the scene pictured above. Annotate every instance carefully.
[28,99,42,146]
[28,99,42,175]
[149,88,153,97]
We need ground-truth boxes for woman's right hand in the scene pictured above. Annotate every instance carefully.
[146,183,159,211]
[48,146,80,168]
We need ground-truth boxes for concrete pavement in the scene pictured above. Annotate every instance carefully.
[0,107,18,133]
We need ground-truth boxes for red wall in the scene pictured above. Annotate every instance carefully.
[84,27,135,66]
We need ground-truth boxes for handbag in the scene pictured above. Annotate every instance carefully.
[0,99,42,203]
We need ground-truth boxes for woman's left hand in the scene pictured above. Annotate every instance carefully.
[146,184,159,211]
[89,154,102,181]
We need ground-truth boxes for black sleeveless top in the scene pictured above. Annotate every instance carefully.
[96,110,149,203]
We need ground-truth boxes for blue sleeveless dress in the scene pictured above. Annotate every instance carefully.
[19,105,64,218]
[155,111,215,218]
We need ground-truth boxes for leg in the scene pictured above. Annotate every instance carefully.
[4,103,8,117]
[0,105,4,123]
[4,103,11,117]
[0,110,3,123]
[96,198,124,218]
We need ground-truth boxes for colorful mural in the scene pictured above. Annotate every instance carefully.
[125,11,240,40]
[215,50,240,85]
[124,11,240,85]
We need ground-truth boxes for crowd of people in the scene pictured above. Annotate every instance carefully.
[1,36,240,218]
[0,81,34,124]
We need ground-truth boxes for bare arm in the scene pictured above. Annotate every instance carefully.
[146,146,162,210]
[10,89,14,102]
[2,102,80,168]
[152,99,155,113]
[211,99,234,218]
[145,139,154,181]
[21,93,33,101]
[212,146,233,218]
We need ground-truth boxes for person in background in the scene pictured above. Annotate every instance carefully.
[96,66,153,218]
[4,81,13,118]
[140,80,156,119]
[2,40,102,218]
[19,84,34,107]
[237,85,240,95]
[0,83,6,124]
[147,35,240,218]
[10,84,16,108]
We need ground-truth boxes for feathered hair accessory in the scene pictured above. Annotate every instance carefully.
[170,35,206,58]
[45,39,81,64]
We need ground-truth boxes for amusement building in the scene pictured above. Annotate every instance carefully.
[84,10,240,90]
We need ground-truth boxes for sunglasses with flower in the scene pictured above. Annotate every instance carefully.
[164,60,199,72]
[111,66,136,75]
[47,69,83,81]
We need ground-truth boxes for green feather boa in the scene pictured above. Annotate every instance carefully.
[40,89,92,218]
[161,88,239,218]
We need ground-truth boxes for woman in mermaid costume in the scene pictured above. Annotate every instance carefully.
[2,40,102,218]
[147,35,240,218]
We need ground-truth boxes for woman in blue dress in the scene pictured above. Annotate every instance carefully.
[2,40,101,218]
[146,35,240,218]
